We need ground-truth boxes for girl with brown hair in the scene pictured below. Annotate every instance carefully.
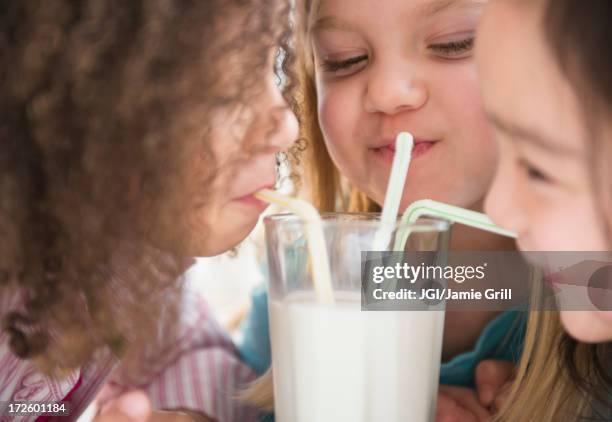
[0,0,297,420]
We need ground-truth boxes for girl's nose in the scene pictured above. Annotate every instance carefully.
[247,74,299,154]
[267,105,299,152]
[363,61,428,115]
[484,163,528,238]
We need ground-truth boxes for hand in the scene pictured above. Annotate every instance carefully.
[436,385,491,422]
[475,360,516,413]
[94,390,214,422]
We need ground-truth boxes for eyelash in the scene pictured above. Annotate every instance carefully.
[321,55,368,73]
[428,37,474,57]
[320,36,475,75]
[518,158,551,183]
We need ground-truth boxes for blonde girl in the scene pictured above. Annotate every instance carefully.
[241,0,523,420]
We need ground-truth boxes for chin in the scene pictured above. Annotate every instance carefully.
[184,203,262,256]
[202,218,260,256]
[560,311,612,343]
[196,229,251,257]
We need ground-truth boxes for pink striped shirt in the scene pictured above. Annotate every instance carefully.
[0,291,258,422]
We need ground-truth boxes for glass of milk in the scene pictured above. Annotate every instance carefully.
[263,213,451,422]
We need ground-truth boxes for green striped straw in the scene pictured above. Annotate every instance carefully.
[393,199,517,250]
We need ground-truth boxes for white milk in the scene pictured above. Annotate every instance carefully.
[270,291,444,422]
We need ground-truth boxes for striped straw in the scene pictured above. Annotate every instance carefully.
[393,199,517,250]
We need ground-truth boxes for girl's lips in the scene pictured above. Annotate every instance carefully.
[233,193,269,211]
[412,141,437,157]
[370,140,437,163]
[232,183,275,211]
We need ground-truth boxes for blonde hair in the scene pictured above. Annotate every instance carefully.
[493,317,593,421]
[494,272,609,422]
[294,0,379,214]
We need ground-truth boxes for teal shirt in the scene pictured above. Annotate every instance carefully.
[237,283,525,389]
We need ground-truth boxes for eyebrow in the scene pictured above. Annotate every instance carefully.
[311,16,358,33]
[312,0,484,33]
[416,0,485,18]
[486,112,580,156]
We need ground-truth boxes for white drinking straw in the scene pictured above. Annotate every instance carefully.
[372,132,414,251]
[255,189,335,304]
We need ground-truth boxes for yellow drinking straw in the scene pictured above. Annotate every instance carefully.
[255,189,335,305]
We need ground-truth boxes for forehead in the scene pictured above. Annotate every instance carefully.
[315,0,485,26]
[476,0,583,147]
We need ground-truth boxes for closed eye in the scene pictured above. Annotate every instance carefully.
[518,158,552,184]
[321,54,368,74]
[428,37,474,59]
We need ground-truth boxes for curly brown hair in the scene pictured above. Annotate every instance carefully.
[0,0,294,378]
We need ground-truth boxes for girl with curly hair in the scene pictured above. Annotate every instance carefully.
[0,0,297,421]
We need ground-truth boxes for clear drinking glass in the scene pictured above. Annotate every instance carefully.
[264,213,451,422]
